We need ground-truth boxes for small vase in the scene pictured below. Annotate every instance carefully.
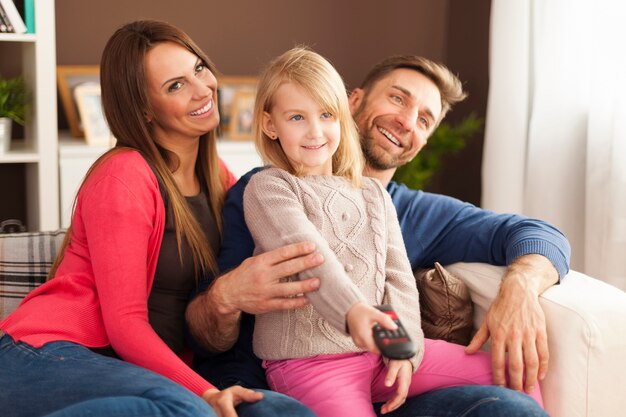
[0,117,12,154]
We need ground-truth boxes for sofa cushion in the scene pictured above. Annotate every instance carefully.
[0,230,66,324]
[414,262,474,345]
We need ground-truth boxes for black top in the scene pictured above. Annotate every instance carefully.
[148,190,220,353]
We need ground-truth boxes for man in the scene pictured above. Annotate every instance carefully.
[187,55,569,416]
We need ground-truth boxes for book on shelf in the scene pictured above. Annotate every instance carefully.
[24,0,34,33]
[0,3,15,33]
[0,0,26,34]
[12,0,32,33]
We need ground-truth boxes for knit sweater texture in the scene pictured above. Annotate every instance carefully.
[244,168,424,369]
[0,150,236,397]
[192,166,571,391]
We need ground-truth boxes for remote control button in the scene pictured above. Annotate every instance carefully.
[385,311,398,320]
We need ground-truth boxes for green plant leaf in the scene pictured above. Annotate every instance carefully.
[0,76,29,126]
[392,113,484,190]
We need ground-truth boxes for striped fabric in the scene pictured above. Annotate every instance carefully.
[0,230,66,325]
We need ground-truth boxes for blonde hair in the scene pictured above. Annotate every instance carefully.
[253,47,364,186]
[49,20,226,279]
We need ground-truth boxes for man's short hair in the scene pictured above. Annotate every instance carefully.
[359,55,467,121]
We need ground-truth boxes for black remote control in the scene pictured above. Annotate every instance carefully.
[373,305,416,360]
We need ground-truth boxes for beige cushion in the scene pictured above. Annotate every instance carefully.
[414,262,473,345]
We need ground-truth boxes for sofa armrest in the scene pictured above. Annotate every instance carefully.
[445,262,626,417]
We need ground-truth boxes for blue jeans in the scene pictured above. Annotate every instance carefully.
[0,334,315,417]
[377,385,549,417]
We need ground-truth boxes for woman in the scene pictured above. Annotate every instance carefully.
[0,20,314,417]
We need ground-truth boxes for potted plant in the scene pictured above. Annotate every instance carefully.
[0,75,28,154]
[393,113,484,190]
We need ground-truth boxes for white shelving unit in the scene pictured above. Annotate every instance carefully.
[0,0,59,231]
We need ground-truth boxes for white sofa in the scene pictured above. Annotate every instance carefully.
[2,231,624,416]
[446,263,626,417]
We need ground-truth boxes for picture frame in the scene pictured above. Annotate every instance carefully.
[229,90,256,141]
[217,75,258,138]
[56,65,100,138]
[73,84,115,147]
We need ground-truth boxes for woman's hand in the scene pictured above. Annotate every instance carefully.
[346,302,397,353]
[380,360,412,414]
[202,387,263,417]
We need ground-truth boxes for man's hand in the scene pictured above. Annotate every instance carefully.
[465,254,558,394]
[186,242,323,352]
[213,241,323,316]
[380,360,412,414]
[202,387,263,417]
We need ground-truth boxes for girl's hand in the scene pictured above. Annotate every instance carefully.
[346,302,397,353]
[380,360,412,414]
[202,387,263,417]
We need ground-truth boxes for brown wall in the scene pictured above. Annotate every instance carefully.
[433,0,491,205]
[0,0,490,224]
[55,0,449,90]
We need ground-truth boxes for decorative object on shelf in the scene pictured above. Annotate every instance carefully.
[392,113,484,190]
[0,117,10,152]
[0,0,26,34]
[217,75,258,139]
[56,65,100,138]
[229,90,255,141]
[0,74,28,154]
[74,84,115,147]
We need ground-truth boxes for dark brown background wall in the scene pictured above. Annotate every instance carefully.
[0,0,490,224]
[56,0,449,90]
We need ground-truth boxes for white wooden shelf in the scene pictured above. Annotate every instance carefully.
[0,140,39,163]
[0,33,36,42]
[0,0,58,231]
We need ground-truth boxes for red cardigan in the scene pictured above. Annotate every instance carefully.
[0,150,236,397]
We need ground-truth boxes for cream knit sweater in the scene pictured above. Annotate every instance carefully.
[244,168,424,370]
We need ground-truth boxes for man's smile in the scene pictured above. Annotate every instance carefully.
[378,126,401,147]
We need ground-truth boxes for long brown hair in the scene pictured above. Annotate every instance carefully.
[49,20,226,279]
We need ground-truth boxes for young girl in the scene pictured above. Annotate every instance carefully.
[240,47,544,417]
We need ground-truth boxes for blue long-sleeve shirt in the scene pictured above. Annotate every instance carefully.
[191,167,571,390]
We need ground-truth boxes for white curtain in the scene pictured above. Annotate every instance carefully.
[483,0,626,290]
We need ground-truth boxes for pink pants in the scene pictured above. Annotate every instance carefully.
[264,338,543,417]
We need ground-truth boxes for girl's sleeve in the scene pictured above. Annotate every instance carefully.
[379,184,424,372]
[243,170,366,333]
[80,160,214,396]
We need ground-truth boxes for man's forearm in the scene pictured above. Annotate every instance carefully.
[502,253,559,296]
[186,279,242,353]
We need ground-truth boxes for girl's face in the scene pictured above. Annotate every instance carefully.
[263,82,340,176]
[144,41,219,150]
